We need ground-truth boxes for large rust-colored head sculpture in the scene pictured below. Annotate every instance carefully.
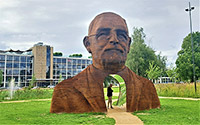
[83,12,131,74]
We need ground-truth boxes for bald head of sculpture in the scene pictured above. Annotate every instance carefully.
[83,12,131,74]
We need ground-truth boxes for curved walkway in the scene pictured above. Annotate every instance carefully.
[107,105,143,125]
[159,96,200,101]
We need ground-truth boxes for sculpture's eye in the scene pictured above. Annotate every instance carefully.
[117,31,128,42]
[96,31,110,40]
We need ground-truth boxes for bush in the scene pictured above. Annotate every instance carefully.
[0,88,53,102]
[155,83,200,98]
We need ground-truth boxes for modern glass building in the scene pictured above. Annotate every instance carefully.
[0,42,92,87]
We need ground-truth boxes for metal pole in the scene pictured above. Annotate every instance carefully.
[187,2,196,92]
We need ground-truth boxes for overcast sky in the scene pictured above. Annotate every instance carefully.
[0,0,199,66]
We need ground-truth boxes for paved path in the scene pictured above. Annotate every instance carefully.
[106,105,143,125]
[159,96,200,101]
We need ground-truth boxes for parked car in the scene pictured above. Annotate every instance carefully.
[47,85,55,88]
[32,86,39,89]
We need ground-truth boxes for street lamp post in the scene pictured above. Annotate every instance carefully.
[185,2,196,92]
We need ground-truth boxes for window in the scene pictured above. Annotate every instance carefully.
[27,69,32,75]
[7,69,12,75]
[0,55,5,61]
[0,62,5,68]
[27,57,31,62]
[77,60,81,64]
[7,55,13,61]
[77,65,81,69]
[68,59,72,65]
[82,60,85,64]
[20,56,26,62]
[13,63,19,68]
[14,56,19,62]
[73,65,76,69]
[20,63,26,68]
[82,65,86,69]
[53,58,56,63]
[20,70,26,75]
[73,59,76,64]
[62,58,66,63]
[13,70,19,75]
[6,63,12,68]
[57,58,61,63]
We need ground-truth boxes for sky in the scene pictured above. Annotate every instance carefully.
[0,0,199,66]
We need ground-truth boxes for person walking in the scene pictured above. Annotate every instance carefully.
[107,84,113,109]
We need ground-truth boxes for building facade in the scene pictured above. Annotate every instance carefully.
[0,42,92,87]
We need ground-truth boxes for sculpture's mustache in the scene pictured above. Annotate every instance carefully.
[104,48,124,53]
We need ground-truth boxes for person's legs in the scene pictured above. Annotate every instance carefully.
[109,96,113,108]
[108,96,113,109]
[107,97,110,108]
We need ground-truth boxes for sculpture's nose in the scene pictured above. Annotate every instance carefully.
[108,32,119,45]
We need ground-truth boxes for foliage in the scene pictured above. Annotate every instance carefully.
[146,61,161,81]
[176,32,200,82]
[58,73,62,83]
[155,83,200,98]
[53,52,63,56]
[29,74,36,89]
[114,84,126,106]
[0,89,54,102]
[69,54,82,58]
[166,64,178,82]
[126,27,167,78]
[133,99,200,124]
[0,101,115,124]
[103,76,117,88]
[113,75,124,83]
[88,56,92,58]
[0,70,3,87]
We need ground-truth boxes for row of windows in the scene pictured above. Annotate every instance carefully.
[1,76,32,82]
[53,58,92,64]
[0,62,32,68]
[0,55,32,62]
[53,64,89,70]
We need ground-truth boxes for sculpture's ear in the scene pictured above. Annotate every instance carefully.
[127,37,131,53]
[83,36,92,53]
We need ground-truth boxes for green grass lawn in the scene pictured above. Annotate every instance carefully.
[0,100,115,124]
[133,99,200,124]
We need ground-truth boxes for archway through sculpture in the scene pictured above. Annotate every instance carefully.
[103,74,126,109]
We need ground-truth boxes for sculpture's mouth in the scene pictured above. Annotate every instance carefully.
[104,48,124,53]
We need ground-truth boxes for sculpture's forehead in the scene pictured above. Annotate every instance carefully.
[89,15,128,35]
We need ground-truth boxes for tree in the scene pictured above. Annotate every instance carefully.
[176,32,200,82]
[58,73,63,83]
[0,70,3,87]
[126,27,167,78]
[146,62,161,82]
[166,64,178,82]
[103,76,113,88]
[53,52,63,56]
[29,74,36,89]
[69,54,82,58]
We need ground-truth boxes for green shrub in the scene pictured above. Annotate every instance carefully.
[0,89,53,102]
[155,83,200,98]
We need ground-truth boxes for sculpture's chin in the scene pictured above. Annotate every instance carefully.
[102,59,126,74]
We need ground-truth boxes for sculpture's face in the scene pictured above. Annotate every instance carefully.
[84,13,131,73]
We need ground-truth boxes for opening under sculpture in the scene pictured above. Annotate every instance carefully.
[50,12,160,113]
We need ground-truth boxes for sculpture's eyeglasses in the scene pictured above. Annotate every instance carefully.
[88,28,129,42]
